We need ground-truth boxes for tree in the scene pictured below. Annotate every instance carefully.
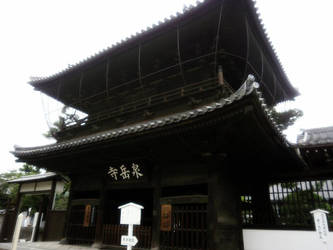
[0,164,41,210]
[270,107,303,131]
[0,170,21,209]
[19,164,40,175]
[44,106,80,139]
[53,182,70,210]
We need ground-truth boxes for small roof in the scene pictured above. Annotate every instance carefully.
[297,126,333,147]
[7,172,59,184]
[118,202,144,210]
[310,209,329,214]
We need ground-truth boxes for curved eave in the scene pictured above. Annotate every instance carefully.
[245,0,299,99]
[13,76,302,170]
[15,76,258,158]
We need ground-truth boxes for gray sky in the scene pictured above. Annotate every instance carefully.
[0,0,332,173]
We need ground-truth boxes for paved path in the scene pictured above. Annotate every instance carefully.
[0,241,98,250]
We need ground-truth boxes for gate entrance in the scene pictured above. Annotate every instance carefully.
[160,184,208,249]
[102,188,153,248]
[160,203,207,249]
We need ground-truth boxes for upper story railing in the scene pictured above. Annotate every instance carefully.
[55,76,231,138]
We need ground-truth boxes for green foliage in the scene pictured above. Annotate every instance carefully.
[278,190,332,225]
[276,181,333,226]
[270,107,303,131]
[0,164,41,209]
[19,164,40,175]
[44,106,80,139]
[20,195,43,215]
[53,181,70,210]
[53,192,69,210]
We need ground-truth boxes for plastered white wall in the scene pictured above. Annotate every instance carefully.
[20,183,35,192]
[35,181,52,191]
[243,229,333,250]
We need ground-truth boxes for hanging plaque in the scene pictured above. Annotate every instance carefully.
[160,204,172,231]
[83,204,92,227]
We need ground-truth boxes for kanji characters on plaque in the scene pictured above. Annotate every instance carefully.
[108,167,118,180]
[131,163,143,179]
[108,163,144,180]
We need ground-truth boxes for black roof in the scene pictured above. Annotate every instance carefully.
[297,126,333,147]
[29,0,298,106]
[13,75,286,159]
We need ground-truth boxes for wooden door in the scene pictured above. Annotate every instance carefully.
[160,203,207,249]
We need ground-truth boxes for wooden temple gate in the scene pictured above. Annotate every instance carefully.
[11,0,307,249]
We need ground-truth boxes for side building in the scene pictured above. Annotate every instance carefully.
[12,0,309,249]
[297,126,333,176]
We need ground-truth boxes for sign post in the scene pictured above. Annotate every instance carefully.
[310,209,330,250]
[118,202,143,250]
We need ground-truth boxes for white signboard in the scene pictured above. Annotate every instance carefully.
[311,209,329,245]
[118,202,144,250]
[119,202,143,225]
[121,235,138,246]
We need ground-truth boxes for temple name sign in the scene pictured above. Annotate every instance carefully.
[118,202,144,250]
[108,163,143,181]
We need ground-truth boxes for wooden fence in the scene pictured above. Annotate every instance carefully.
[0,211,16,242]
[67,224,96,244]
[102,224,151,249]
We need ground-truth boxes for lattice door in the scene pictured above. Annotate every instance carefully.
[160,203,207,249]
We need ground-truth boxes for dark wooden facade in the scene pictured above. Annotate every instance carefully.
[12,0,308,249]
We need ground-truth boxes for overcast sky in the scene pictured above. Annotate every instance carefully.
[0,0,332,173]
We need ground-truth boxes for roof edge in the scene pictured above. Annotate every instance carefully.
[13,75,293,159]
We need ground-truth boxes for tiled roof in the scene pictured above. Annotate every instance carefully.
[29,0,289,91]
[297,126,333,146]
[13,75,286,158]
[7,172,58,183]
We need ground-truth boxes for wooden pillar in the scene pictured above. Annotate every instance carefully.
[7,183,23,241]
[208,159,243,250]
[14,184,22,217]
[42,179,57,241]
[151,165,161,249]
[32,195,45,242]
[60,176,74,244]
[92,177,106,248]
